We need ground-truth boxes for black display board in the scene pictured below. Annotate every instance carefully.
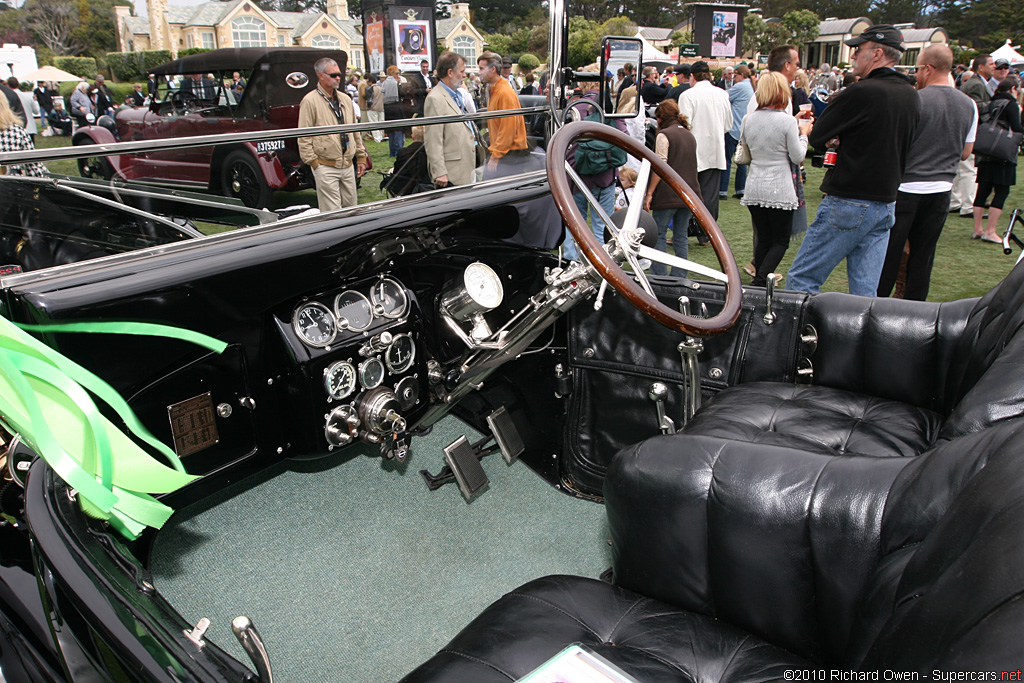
[690,3,747,59]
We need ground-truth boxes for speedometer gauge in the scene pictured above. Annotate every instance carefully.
[324,361,357,399]
[385,334,416,373]
[371,278,408,319]
[335,290,373,331]
[463,262,504,309]
[293,302,336,347]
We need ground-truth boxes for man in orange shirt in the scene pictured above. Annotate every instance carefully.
[478,51,528,177]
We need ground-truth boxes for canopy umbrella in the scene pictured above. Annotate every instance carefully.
[21,65,81,82]
[990,40,1024,67]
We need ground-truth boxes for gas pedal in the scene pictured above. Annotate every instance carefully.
[486,406,525,464]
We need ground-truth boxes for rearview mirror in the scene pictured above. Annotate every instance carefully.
[599,36,642,118]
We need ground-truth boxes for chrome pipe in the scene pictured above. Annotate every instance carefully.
[232,616,273,683]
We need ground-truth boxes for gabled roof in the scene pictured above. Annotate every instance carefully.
[818,17,871,36]
[336,19,362,41]
[437,16,481,40]
[184,0,245,26]
[638,26,674,42]
[124,16,150,35]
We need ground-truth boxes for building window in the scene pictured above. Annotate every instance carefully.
[203,32,215,49]
[311,33,341,48]
[901,48,919,67]
[231,16,267,47]
[452,35,476,64]
[186,33,194,48]
[351,49,362,69]
[278,34,285,46]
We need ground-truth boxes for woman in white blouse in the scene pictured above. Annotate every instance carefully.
[738,72,813,286]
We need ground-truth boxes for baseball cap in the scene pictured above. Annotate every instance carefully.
[690,61,710,74]
[994,58,1011,69]
[844,24,905,51]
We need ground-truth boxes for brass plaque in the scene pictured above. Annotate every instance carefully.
[167,392,220,457]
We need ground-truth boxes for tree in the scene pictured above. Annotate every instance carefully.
[566,16,599,68]
[599,16,637,39]
[743,13,791,55]
[872,0,927,24]
[69,0,126,60]
[25,0,82,55]
[473,0,543,34]
[518,53,540,71]
[670,30,694,48]
[782,9,820,48]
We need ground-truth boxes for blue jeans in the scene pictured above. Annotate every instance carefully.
[720,133,746,196]
[651,207,691,276]
[786,194,896,296]
[564,184,616,260]
[388,128,405,157]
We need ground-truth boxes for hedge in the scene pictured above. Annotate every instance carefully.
[54,57,99,79]
[106,50,174,82]
[177,48,211,58]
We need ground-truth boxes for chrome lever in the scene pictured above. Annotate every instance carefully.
[676,296,703,424]
[763,273,779,325]
[648,383,676,434]
[232,616,273,683]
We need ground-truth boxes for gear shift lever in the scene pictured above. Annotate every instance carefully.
[648,382,676,434]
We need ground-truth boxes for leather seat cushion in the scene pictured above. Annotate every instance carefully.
[685,382,942,458]
[399,575,811,682]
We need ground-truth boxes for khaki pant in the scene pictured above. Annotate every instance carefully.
[949,154,976,215]
[313,162,357,212]
[367,109,385,142]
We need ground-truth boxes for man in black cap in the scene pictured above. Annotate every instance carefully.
[786,24,920,297]
[992,58,1011,92]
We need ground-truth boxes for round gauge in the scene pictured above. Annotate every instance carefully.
[395,376,421,411]
[359,357,385,389]
[292,302,336,348]
[385,334,416,374]
[334,290,373,331]
[371,278,408,319]
[324,361,357,400]
[464,262,504,310]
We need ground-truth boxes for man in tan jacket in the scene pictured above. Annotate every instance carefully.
[423,51,476,187]
[298,57,367,211]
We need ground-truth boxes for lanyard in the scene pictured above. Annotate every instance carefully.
[317,87,350,151]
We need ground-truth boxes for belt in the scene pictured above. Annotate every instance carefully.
[311,157,352,169]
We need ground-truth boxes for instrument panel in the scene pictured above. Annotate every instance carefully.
[281,275,425,457]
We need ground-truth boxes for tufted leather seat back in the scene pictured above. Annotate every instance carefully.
[852,422,1024,668]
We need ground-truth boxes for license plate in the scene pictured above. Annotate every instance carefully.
[256,139,286,153]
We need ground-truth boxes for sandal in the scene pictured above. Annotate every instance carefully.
[980,236,1002,244]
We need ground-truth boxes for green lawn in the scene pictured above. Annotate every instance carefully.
[36,133,1022,303]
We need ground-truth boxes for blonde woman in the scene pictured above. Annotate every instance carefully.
[794,69,810,97]
[0,96,46,177]
[739,72,812,285]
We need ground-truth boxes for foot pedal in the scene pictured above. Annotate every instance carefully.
[486,407,524,464]
[443,436,489,501]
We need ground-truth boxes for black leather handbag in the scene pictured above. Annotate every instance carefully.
[975,100,1022,164]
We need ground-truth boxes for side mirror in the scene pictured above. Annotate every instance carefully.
[599,36,643,118]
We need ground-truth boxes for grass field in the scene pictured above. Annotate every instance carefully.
[37,133,1022,303]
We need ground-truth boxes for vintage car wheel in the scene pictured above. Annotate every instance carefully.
[221,150,271,209]
[546,120,742,336]
[74,141,113,181]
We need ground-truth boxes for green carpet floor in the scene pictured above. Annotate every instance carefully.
[150,417,612,682]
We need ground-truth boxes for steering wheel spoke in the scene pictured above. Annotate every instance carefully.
[547,120,742,336]
[635,245,728,283]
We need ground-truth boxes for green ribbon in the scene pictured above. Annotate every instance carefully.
[0,318,228,539]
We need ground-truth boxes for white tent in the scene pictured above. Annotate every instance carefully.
[633,33,674,67]
[990,40,1024,66]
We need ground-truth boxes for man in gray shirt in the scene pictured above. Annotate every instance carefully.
[877,45,977,300]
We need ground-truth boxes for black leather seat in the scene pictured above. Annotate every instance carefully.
[402,264,1024,681]
[402,419,1024,681]
[682,257,1024,458]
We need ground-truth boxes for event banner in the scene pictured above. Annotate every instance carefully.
[711,11,738,57]
[392,7,432,70]
[366,12,385,73]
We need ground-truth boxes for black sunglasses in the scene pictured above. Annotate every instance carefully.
[326,72,342,78]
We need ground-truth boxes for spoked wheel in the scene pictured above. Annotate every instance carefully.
[75,142,114,180]
[220,150,271,209]
[546,120,742,336]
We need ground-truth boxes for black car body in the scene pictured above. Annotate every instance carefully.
[0,11,1022,683]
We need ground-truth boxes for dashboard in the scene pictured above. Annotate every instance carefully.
[276,274,429,460]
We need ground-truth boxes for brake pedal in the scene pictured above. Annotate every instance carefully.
[443,436,489,501]
[486,407,524,464]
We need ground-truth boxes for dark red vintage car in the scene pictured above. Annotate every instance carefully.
[72,47,347,208]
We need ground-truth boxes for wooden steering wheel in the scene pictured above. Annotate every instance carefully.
[546,120,743,336]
